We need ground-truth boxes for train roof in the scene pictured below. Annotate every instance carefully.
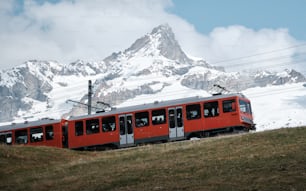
[0,118,61,132]
[70,93,248,121]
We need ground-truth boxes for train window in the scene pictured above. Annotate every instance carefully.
[127,115,133,134]
[15,129,28,144]
[102,116,116,132]
[119,116,125,135]
[223,100,236,113]
[7,134,12,144]
[75,121,84,136]
[177,108,183,127]
[86,119,100,135]
[169,109,175,128]
[239,100,252,114]
[204,101,219,118]
[152,109,166,125]
[45,125,54,140]
[186,104,201,120]
[30,127,44,142]
[135,112,149,127]
[0,133,12,144]
[0,134,5,144]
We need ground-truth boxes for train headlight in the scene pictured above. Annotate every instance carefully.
[241,116,253,124]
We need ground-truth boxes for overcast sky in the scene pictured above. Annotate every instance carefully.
[1,0,305,74]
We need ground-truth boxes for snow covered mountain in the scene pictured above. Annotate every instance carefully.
[0,24,305,131]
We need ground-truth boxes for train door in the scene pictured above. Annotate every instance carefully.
[62,125,68,148]
[168,107,184,140]
[119,114,134,147]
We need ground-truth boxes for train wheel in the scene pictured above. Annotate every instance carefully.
[204,132,210,138]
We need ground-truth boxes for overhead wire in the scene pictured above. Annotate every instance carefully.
[69,70,306,106]
[210,43,306,65]
[215,53,306,70]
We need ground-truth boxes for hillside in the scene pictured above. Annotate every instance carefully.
[1,127,306,191]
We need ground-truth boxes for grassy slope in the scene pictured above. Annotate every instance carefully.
[1,127,306,191]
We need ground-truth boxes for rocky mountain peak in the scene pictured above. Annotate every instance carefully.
[151,23,172,35]
[152,24,192,64]
[112,24,192,65]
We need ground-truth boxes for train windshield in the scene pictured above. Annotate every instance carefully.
[239,99,252,114]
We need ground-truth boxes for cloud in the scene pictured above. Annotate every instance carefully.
[0,0,304,74]
[0,0,175,69]
[178,25,302,73]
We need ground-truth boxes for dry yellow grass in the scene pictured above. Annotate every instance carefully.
[1,127,306,191]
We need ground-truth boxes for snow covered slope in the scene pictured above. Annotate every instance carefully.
[244,83,306,131]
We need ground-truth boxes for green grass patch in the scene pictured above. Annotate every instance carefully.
[1,127,306,191]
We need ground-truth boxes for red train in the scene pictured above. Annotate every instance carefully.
[0,93,255,149]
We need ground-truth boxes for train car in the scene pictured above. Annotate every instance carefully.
[67,113,120,149]
[0,118,66,148]
[0,93,255,150]
[185,93,255,137]
[65,93,255,150]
